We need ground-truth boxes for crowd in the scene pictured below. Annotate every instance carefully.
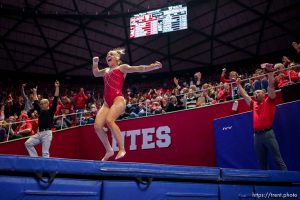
[0,41,299,143]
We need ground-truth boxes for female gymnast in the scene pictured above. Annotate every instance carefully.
[92,48,162,161]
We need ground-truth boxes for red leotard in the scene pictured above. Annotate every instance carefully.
[103,68,125,107]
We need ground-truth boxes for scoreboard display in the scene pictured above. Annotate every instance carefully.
[130,4,187,39]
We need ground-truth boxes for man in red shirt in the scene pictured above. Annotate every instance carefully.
[74,88,88,110]
[237,64,287,170]
[73,88,88,125]
[10,113,33,140]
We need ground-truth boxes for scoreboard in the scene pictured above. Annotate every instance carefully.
[130,5,187,39]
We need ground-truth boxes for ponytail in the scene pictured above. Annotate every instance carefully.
[112,47,125,65]
[113,47,126,56]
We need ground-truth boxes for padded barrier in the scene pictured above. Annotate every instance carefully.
[0,155,300,200]
[214,100,300,170]
[0,155,220,180]
[221,168,300,183]
[213,111,259,169]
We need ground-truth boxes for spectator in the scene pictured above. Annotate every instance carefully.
[11,96,25,117]
[73,87,88,121]
[6,115,17,134]
[54,109,72,130]
[86,90,96,108]
[4,94,15,118]
[220,68,238,83]
[173,77,181,90]
[217,82,231,102]
[160,95,169,110]
[236,64,287,170]
[253,69,268,91]
[151,101,163,114]
[10,113,33,140]
[136,101,149,117]
[274,63,299,87]
[282,56,293,67]
[194,72,202,89]
[87,104,97,124]
[55,95,74,118]
[172,87,185,106]
[21,83,34,114]
[202,89,214,105]
[0,120,7,142]
[165,95,183,112]
[25,81,59,158]
[244,80,254,96]
[0,103,4,121]
[220,68,239,99]
[126,98,141,118]
[292,41,300,58]
[186,88,197,109]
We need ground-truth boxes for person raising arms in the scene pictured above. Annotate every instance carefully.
[236,64,287,170]
[92,48,162,161]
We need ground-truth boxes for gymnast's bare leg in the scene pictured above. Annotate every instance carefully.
[94,102,114,161]
[106,96,126,160]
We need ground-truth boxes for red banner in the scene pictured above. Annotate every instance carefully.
[0,93,283,167]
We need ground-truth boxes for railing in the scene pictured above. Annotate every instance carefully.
[0,65,299,143]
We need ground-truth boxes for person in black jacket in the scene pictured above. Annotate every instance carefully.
[25,81,59,158]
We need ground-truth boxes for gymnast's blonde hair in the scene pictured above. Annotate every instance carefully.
[111,47,125,65]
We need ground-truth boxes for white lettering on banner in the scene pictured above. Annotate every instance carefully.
[156,126,171,148]
[141,128,156,149]
[111,126,172,151]
[126,129,141,150]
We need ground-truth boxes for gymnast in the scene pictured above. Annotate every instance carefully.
[92,48,162,161]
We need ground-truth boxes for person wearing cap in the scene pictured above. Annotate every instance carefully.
[24,81,59,158]
[236,63,287,170]
[10,113,33,140]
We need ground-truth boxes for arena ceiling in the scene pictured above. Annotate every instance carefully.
[0,0,299,76]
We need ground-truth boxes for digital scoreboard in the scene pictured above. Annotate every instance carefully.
[130,4,187,39]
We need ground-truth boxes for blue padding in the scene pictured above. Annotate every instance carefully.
[219,185,254,200]
[0,176,102,200]
[273,100,300,171]
[0,155,97,175]
[221,168,300,183]
[0,155,220,181]
[97,162,219,180]
[102,181,219,200]
[214,100,300,170]
[1,155,300,184]
[213,112,259,169]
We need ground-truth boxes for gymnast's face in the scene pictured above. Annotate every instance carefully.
[106,51,119,68]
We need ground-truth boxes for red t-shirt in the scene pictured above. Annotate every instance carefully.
[250,97,276,131]
[55,103,74,116]
[74,93,88,109]
[217,89,231,102]
[15,122,33,136]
